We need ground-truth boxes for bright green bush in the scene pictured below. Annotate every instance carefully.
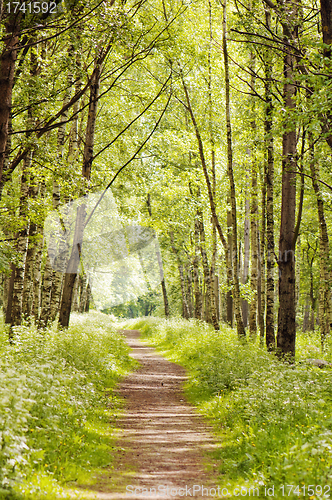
[0,312,135,499]
[126,317,332,496]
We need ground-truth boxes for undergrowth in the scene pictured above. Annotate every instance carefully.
[126,317,332,499]
[0,311,135,500]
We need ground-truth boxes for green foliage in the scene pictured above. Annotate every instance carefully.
[126,317,332,493]
[102,290,162,318]
[0,312,135,499]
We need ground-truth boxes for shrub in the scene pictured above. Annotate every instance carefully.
[126,317,332,492]
[0,312,135,499]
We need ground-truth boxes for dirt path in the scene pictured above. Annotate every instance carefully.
[79,330,221,500]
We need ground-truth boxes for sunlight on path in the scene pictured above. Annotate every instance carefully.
[72,330,221,500]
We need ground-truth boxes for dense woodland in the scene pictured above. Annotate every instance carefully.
[1,0,332,358]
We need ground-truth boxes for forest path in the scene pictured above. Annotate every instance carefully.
[76,329,221,500]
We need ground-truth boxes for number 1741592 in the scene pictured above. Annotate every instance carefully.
[6,2,57,13]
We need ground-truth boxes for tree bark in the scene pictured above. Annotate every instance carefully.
[197,215,219,330]
[170,231,190,320]
[78,275,87,313]
[38,253,54,328]
[242,194,250,327]
[0,13,20,185]
[22,180,40,321]
[249,158,258,339]
[146,193,170,318]
[222,0,245,337]
[264,9,276,350]
[277,4,298,358]
[9,164,29,328]
[58,58,101,328]
[320,0,332,149]
[309,133,332,348]
[226,205,233,326]
[193,218,203,319]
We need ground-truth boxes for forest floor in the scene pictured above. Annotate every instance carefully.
[74,329,221,500]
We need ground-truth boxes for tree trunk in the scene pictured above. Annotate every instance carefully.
[303,297,310,332]
[186,262,194,318]
[259,182,266,342]
[5,263,15,326]
[197,216,219,330]
[222,0,245,337]
[264,10,276,350]
[157,247,170,318]
[85,283,91,312]
[79,275,87,313]
[71,275,80,312]
[22,219,38,321]
[9,165,30,328]
[242,195,250,327]
[226,206,233,326]
[170,231,190,320]
[0,13,20,187]
[249,159,258,339]
[146,194,170,318]
[32,217,44,320]
[320,0,332,149]
[309,133,332,348]
[21,166,43,321]
[38,254,54,328]
[58,58,101,328]
[277,6,298,358]
[193,218,203,319]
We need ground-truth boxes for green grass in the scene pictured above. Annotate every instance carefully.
[0,311,137,500]
[125,317,332,499]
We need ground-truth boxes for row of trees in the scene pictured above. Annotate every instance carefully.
[0,0,331,357]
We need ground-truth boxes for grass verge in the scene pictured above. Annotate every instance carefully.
[0,311,136,500]
[125,317,332,500]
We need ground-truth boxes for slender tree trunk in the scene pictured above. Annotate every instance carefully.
[193,218,203,319]
[208,1,220,323]
[32,194,45,321]
[249,159,258,339]
[9,165,30,328]
[226,206,233,326]
[248,51,258,340]
[264,10,276,349]
[302,297,310,332]
[277,5,298,358]
[259,179,266,339]
[71,276,80,312]
[3,272,10,321]
[85,283,91,312]
[79,275,87,313]
[222,0,245,337]
[22,180,40,321]
[197,216,219,330]
[309,133,332,348]
[0,13,20,187]
[146,193,170,318]
[170,231,190,320]
[157,249,170,318]
[38,253,54,328]
[186,262,194,317]
[320,0,332,149]
[58,58,101,328]
[242,195,250,327]
[5,263,15,325]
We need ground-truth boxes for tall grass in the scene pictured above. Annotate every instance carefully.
[126,317,332,498]
[0,312,135,500]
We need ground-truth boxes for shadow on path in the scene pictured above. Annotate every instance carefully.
[73,329,221,500]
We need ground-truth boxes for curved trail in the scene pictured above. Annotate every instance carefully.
[80,330,221,499]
